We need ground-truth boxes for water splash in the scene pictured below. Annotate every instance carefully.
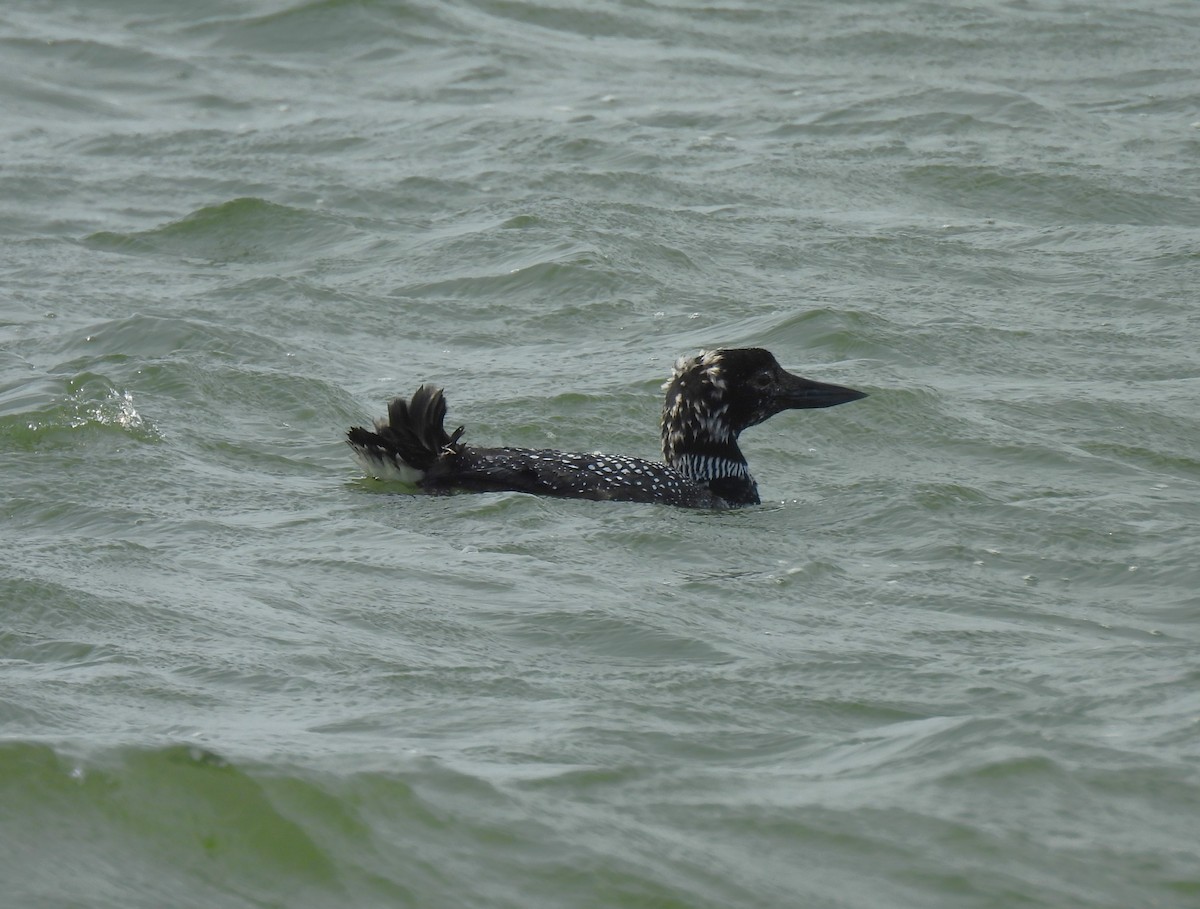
[89,388,146,432]
[4,376,160,446]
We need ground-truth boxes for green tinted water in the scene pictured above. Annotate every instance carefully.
[2,1,1199,907]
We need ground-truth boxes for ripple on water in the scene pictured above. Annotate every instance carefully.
[83,197,373,264]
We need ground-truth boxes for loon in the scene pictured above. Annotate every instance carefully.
[346,348,866,509]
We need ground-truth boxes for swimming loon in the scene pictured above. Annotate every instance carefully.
[346,348,866,508]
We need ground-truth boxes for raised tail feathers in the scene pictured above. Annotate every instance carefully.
[347,385,463,483]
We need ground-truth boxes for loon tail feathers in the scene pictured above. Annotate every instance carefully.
[347,385,464,484]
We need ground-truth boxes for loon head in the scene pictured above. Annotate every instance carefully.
[661,348,866,503]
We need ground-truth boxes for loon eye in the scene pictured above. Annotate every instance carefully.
[752,372,773,389]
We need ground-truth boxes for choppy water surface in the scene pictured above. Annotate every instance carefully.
[3,1,1199,906]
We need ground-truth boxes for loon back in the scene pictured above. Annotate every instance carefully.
[346,348,866,508]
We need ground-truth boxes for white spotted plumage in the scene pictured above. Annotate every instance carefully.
[347,347,865,509]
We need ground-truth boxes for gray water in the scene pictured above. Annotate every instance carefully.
[3,1,1199,907]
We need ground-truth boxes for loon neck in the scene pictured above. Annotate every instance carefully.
[670,450,750,483]
[664,441,759,507]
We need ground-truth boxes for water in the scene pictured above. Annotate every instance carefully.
[3,0,1199,906]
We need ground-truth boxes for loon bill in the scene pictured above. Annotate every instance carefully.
[346,347,867,508]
